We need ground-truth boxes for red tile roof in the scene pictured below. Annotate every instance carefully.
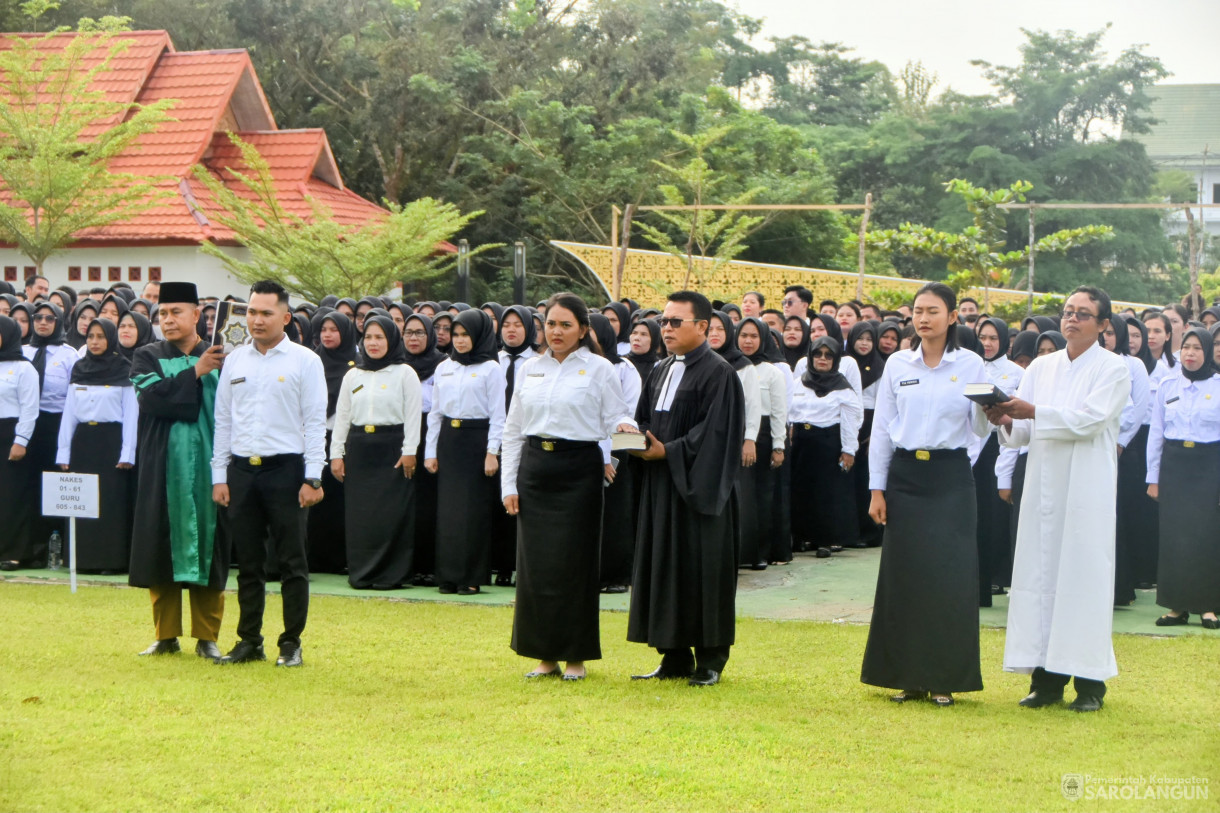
[0,30,385,246]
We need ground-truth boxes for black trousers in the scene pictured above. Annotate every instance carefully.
[227,455,309,650]
[1031,666,1106,699]
[659,645,730,674]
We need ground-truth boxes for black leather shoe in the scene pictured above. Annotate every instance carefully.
[890,690,928,703]
[1155,612,1189,626]
[815,547,831,558]
[1018,690,1064,708]
[438,583,457,594]
[137,638,180,656]
[601,585,629,594]
[218,641,266,665]
[0,560,19,571]
[275,647,303,668]
[631,664,693,681]
[749,563,767,571]
[494,575,514,587]
[1068,694,1103,712]
[195,640,221,662]
[828,545,844,553]
[524,666,562,678]
[1202,616,1220,630]
[688,668,720,687]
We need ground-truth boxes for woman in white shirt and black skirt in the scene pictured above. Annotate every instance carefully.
[0,316,40,571]
[404,312,447,586]
[502,293,632,680]
[425,309,506,596]
[861,282,990,707]
[330,314,422,590]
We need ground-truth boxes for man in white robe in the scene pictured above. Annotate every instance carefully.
[985,286,1129,712]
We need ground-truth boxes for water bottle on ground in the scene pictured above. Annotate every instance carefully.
[48,531,63,571]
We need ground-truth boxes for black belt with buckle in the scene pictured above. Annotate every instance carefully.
[352,424,402,435]
[527,436,598,452]
[895,448,967,461]
[444,417,490,430]
[793,422,833,432]
[233,453,300,469]
[1167,439,1218,449]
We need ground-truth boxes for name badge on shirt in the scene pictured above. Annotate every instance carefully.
[231,377,246,385]
[1165,396,1180,404]
[526,373,545,378]
[900,378,919,387]
[352,384,364,394]
[76,386,87,391]
[441,372,454,377]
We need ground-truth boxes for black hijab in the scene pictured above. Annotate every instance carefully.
[451,309,498,365]
[67,299,99,349]
[100,293,129,320]
[877,320,901,360]
[432,311,454,353]
[111,287,136,304]
[499,305,538,358]
[1180,327,1216,383]
[292,312,313,347]
[29,302,66,387]
[846,321,884,389]
[813,313,844,345]
[1009,329,1038,364]
[0,315,29,363]
[1104,311,1130,357]
[736,317,772,367]
[589,313,623,364]
[1124,315,1155,373]
[12,303,34,344]
[70,318,132,387]
[451,302,472,313]
[628,318,663,383]
[976,317,1010,362]
[319,295,339,309]
[1037,330,1067,354]
[0,293,18,314]
[196,302,216,342]
[117,311,153,361]
[782,316,811,369]
[404,314,447,383]
[315,312,359,417]
[131,298,153,317]
[48,289,75,314]
[1022,315,1059,334]
[358,314,409,372]
[481,302,505,326]
[602,302,632,344]
[336,298,358,318]
[801,336,853,397]
[766,328,786,365]
[956,324,984,357]
[721,303,742,323]
[710,311,748,371]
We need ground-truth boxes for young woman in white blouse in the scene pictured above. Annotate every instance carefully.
[1146,327,1220,629]
[424,309,506,596]
[735,317,789,568]
[491,305,539,588]
[330,315,422,590]
[403,313,447,587]
[501,293,633,680]
[861,282,990,708]
[54,319,138,574]
[0,316,41,571]
[789,336,863,558]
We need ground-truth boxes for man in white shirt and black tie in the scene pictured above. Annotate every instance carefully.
[212,280,328,668]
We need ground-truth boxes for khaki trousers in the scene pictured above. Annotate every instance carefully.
[149,583,225,642]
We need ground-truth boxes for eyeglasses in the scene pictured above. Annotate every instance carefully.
[1060,310,1098,322]
[403,330,428,338]
[811,349,835,359]
[782,298,799,306]
[32,314,56,322]
[657,317,698,329]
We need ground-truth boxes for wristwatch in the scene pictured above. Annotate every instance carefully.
[304,478,323,490]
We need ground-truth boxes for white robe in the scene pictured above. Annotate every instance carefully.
[998,342,1129,681]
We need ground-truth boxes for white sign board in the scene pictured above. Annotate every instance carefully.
[42,472,100,519]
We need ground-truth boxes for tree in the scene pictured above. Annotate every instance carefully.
[192,133,488,302]
[864,179,1113,312]
[0,8,175,272]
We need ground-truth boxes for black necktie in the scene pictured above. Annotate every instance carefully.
[32,345,48,389]
[505,354,521,410]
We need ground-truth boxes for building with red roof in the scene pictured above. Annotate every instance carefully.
[0,30,391,300]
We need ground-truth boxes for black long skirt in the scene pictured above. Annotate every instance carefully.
[1002,452,1028,587]
[600,449,636,588]
[344,425,416,589]
[1119,424,1159,585]
[0,417,37,564]
[434,420,494,589]
[973,433,1010,606]
[790,423,857,549]
[490,465,517,583]
[26,410,64,564]
[1156,441,1220,612]
[742,416,777,567]
[853,410,882,547]
[65,421,132,572]
[860,452,983,694]
[512,442,604,661]
[770,431,793,563]
[413,411,438,579]
[306,429,347,574]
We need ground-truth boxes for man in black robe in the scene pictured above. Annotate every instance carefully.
[128,282,229,661]
[628,291,745,686]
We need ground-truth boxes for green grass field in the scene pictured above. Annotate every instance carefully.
[1,582,1215,812]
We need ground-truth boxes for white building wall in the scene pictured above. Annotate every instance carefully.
[0,244,256,300]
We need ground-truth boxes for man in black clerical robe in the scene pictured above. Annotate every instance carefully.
[628,291,745,686]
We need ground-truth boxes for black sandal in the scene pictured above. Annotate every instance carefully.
[890,690,927,703]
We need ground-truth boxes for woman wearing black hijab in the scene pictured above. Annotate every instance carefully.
[736,317,789,568]
[404,313,447,586]
[54,318,136,573]
[116,310,154,361]
[601,302,632,356]
[626,318,662,384]
[782,315,810,370]
[11,302,34,344]
[48,289,74,315]
[432,311,454,354]
[589,313,643,593]
[1037,330,1067,355]
[335,298,358,321]
[481,302,505,336]
[877,321,901,359]
[492,305,540,587]
[766,326,796,563]
[195,301,216,343]
[23,301,76,565]
[306,311,359,574]
[330,314,422,590]
[0,293,17,316]
[98,292,129,326]
[424,309,506,595]
[846,321,885,548]
[1022,314,1060,334]
[0,316,40,571]
[355,296,383,334]
[1146,327,1220,629]
[67,299,100,349]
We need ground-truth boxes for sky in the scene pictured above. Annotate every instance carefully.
[733,0,1219,96]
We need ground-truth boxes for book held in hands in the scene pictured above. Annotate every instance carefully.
[211,301,252,353]
[611,431,647,451]
[962,383,1011,406]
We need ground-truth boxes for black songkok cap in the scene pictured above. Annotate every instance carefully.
[158,282,199,305]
